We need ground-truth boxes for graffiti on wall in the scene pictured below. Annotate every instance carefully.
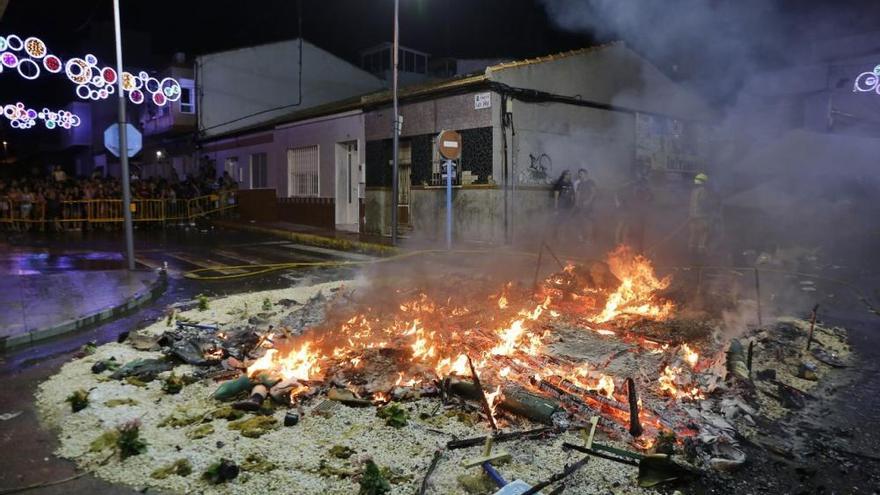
[635,113,709,174]
[519,152,553,185]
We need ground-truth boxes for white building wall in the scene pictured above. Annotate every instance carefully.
[197,39,383,138]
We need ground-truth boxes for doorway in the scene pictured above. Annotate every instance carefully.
[335,141,360,231]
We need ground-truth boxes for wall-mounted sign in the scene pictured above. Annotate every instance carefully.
[437,129,462,160]
[474,92,491,110]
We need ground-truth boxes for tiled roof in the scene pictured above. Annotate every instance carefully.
[486,42,622,73]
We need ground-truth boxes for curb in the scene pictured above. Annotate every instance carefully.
[0,270,169,351]
[212,220,398,257]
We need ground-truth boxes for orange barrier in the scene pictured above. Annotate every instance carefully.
[0,193,236,225]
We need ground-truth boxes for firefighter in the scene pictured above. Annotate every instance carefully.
[689,172,712,256]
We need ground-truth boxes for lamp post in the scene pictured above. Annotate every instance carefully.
[391,0,400,245]
[112,0,136,270]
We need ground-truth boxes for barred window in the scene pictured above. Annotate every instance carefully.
[287,145,319,197]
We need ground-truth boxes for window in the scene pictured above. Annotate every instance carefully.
[287,145,319,197]
[250,152,268,188]
[179,78,195,114]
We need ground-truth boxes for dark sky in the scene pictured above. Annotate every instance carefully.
[1,0,879,156]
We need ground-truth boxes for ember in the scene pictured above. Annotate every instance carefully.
[244,245,694,445]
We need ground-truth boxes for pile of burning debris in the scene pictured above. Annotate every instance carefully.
[38,245,851,493]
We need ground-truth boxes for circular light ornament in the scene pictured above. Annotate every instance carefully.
[84,54,98,66]
[152,91,166,106]
[1,52,18,68]
[17,58,40,80]
[121,71,137,91]
[65,58,92,85]
[43,54,62,73]
[129,89,144,104]
[5,34,23,51]
[76,84,91,100]
[160,77,182,101]
[0,37,7,51]
[24,37,47,58]
[144,76,160,94]
[102,67,117,84]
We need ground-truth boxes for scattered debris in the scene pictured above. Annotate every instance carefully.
[227,415,278,438]
[202,459,239,484]
[0,411,22,421]
[376,403,408,428]
[150,459,192,479]
[358,460,390,495]
[65,389,89,412]
[196,294,210,311]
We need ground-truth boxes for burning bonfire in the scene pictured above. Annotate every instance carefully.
[241,245,700,447]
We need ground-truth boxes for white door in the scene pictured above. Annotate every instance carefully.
[335,141,359,231]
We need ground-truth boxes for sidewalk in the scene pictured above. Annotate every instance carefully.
[212,219,398,256]
[0,269,166,350]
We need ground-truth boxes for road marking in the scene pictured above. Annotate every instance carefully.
[166,252,248,275]
[213,249,278,266]
[278,243,375,262]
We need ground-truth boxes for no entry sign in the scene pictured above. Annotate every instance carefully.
[437,129,461,161]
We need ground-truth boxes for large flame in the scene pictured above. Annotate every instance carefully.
[591,245,674,323]
[243,246,702,439]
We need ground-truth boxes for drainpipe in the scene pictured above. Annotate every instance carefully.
[500,93,510,244]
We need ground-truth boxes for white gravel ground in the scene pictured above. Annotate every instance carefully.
[37,281,655,495]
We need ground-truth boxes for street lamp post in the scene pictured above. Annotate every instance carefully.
[112,0,136,270]
[391,0,400,245]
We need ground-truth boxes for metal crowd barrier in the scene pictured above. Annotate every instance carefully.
[0,193,236,225]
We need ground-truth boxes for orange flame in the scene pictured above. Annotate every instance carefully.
[591,245,673,323]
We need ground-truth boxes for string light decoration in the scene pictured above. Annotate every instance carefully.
[0,33,181,106]
[853,65,880,95]
[2,102,82,130]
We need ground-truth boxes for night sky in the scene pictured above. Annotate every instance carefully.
[1,0,879,159]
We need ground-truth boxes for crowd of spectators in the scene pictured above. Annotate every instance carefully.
[0,165,238,231]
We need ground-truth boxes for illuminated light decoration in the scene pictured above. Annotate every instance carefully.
[130,89,144,104]
[24,37,46,58]
[102,67,117,84]
[1,52,18,68]
[5,34,23,51]
[65,57,91,84]
[1,34,180,107]
[853,64,880,95]
[160,77,182,101]
[43,54,61,73]
[16,58,40,80]
[2,102,81,130]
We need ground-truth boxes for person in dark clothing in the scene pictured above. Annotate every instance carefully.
[552,170,576,242]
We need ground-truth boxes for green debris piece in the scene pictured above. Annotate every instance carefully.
[66,389,89,413]
[457,473,496,494]
[89,430,119,453]
[104,398,139,408]
[116,420,148,459]
[212,375,254,401]
[162,373,186,395]
[165,309,177,326]
[262,298,273,311]
[151,459,192,479]
[376,403,408,428]
[125,376,149,387]
[187,423,215,439]
[228,415,278,438]
[202,459,239,484]
[241,453,277,473]
[158,410,203,428]
[81,342,97,355]
[211,406,245,421]
[312,459,356,478]
[637,454,697,488]
[378,466,413,484]
[329,445,356,459]
[197,294,210,311]
[443,409,477,426]
[358,460,391,495]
